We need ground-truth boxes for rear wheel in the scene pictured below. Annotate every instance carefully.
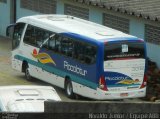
[25,64,32,81]
[65,79,75,99]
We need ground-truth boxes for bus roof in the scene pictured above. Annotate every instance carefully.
[17,14,141,43]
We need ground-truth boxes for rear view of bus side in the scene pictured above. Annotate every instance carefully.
[8,15,147,100]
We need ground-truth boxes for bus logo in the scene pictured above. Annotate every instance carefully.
[117,79,140,85]
[64,61,87,76]
[32,49,56,65]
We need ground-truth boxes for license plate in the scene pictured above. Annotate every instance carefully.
[120,93,128,97]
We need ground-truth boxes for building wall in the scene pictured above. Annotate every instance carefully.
[144,20,160,68]
[147,43,160,67]
[89,7,102,24]
[130,18,145,39]
[16,0,42,19]
[0,0,10,36]
[0,0,159,67]
[56,0,64,14]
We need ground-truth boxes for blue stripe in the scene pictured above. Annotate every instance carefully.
[15,55,98,89]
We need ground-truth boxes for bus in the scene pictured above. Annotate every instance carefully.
[6,15,147,100]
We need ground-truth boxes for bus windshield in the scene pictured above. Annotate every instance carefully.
[104,41,145,61]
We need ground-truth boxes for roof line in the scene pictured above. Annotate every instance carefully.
[73,0,160,22]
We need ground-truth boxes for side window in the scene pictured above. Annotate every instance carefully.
[51,34,62,53]
[12,23,25,49]
[41,33,97,65]
[43,34,61,52]
[48,35,56,50]
[23,25,52,47]
[74,42,97,64]
[61,37,73,57]
[47,35,74,57]
[35,28,51,47]
[23,25,35,46]
[75,42,85,62]
[84,45,97,64]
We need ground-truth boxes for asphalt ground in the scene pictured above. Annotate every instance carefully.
[0,36,146,102]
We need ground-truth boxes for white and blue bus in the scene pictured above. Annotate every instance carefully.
[7,15,147,100]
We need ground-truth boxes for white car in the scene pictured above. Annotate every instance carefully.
[0,85,61,112]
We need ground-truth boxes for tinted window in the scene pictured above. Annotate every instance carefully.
[104,42,145,61]
[42,34,97,65]
[75,42,97,64]
[23,25,52,47]
[12,23,25,49]
[23,25,98,65]
[60,36,73,57]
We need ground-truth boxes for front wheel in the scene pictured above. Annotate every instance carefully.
[65,80,75,99]
[25,65,33,81]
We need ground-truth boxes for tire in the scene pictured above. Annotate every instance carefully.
[25,65,32,81]
[65,80,75,99]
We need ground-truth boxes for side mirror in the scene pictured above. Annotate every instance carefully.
[6,24,15,38]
